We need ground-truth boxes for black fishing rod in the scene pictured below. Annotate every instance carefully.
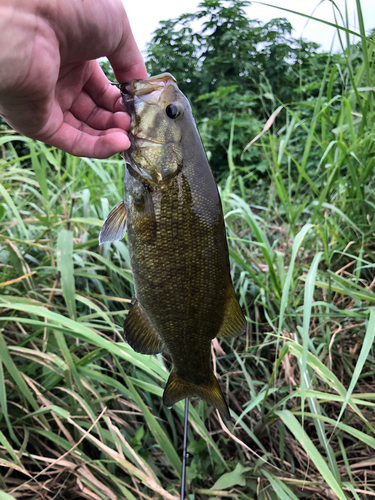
[180,398,189,500]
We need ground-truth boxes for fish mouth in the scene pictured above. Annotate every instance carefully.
[119,73,181,185]
[120,73,178,159]
[120,73,177,115]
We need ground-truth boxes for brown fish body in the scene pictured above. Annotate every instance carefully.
[100,74,246,418]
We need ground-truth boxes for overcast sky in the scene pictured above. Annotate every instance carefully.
[124,0,375,54]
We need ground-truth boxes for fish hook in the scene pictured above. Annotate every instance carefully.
[181,398,189,500]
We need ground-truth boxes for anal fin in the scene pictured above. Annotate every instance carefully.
[123,299,164,355]
[99,201,127,244]
[163,370,230,420]
[216,290,246,339]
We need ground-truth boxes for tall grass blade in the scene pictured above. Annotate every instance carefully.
[277,410,347,500]
[126,377,182,477]
[278,224,313,335]
[0,489,18,500]
[57,230,77,320]
[0,183,29,240]
[334,309,375,429]
[300,251,323,410]
[29,139,49,202]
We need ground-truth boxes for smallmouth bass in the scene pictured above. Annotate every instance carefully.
[100,73,246,419]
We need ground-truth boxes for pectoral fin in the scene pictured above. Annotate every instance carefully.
[216,290,246,338]
[99,201,127,244]
[163,370,230,420]
[123,299,164,355]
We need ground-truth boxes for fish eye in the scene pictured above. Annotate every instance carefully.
[166,103,181,119]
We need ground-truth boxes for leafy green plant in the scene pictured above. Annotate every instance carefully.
[1,0,375,498]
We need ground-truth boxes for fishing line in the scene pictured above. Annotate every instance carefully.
[180,398,189,500]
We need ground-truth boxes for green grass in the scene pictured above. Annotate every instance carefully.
[1,1,375,499]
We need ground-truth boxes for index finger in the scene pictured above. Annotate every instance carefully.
[108,10,148,83]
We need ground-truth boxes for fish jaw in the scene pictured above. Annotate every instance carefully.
[120,73,177,100]
[120,73,177,125]
[120,73,186,186]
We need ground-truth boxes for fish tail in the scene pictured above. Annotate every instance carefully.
[163,370,230,420]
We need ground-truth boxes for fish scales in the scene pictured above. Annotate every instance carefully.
[127,168,228,382]
[100,73,246,418]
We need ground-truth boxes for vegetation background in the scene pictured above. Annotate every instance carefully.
[1,0,375,498]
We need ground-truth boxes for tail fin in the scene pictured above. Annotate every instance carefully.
[163,370,230,420]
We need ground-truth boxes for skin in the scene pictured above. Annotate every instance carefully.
[0,0,148,158]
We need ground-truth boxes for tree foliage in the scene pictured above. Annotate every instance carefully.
[145,0,344,178]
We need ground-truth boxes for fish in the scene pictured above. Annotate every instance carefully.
[99,73,246,419]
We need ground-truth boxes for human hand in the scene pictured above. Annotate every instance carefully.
[0,0,147,158]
